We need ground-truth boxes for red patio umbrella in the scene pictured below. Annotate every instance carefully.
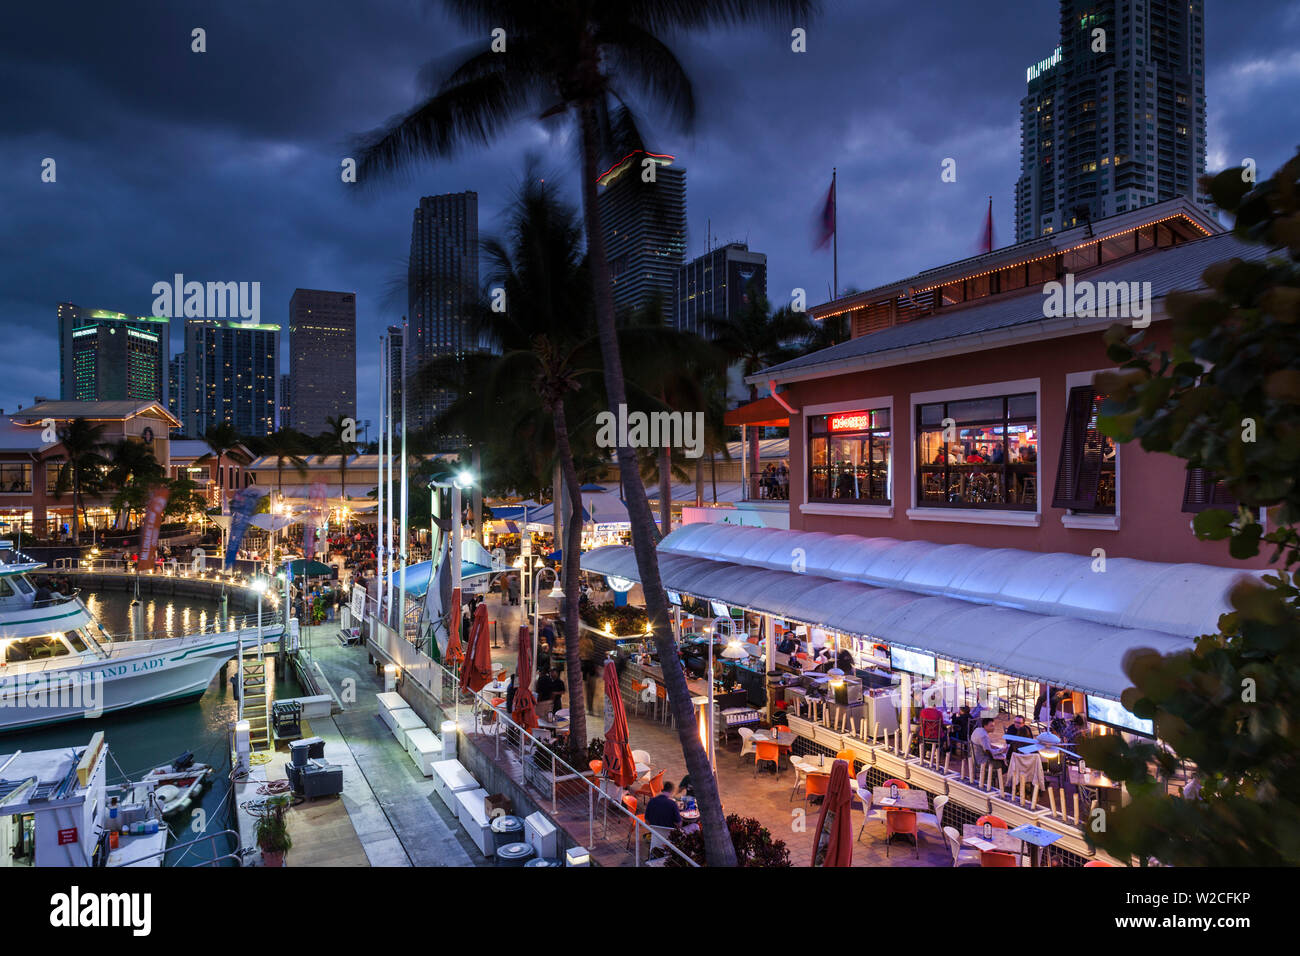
[512,624,537,732]
[811,758,853,867]
[460,602,492,694]
[602,661,637,788]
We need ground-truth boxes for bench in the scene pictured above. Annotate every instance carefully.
[431,759,479,814]
[404,727,443,776]
[455,787,493,857]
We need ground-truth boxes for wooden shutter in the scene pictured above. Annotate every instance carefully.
[1181,468,1238,513]
[1051,385,1104,510]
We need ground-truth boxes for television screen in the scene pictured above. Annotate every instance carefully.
[666,590,681,606]
[1085,695,1154,737]
[709,600,730,618]
[889,646,936,677]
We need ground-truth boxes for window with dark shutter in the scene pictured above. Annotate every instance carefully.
[1052,385,1106,510]
[1181,468,1238,513]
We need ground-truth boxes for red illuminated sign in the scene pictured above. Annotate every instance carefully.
[57,827,78,846]
[829,411,870,432]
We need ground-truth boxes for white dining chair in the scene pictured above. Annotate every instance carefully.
[737,727,757,765]
[631,749,651,768]
[916,794,948,840]
[856,769,890,841]
[789,757,810,802]
[944,826,981,867]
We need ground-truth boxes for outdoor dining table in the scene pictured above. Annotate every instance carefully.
[792,756,860,792]
[1007,823,1064,867]
[753,730,795,747]
[962,823,1023,854]
[870,787,929,810]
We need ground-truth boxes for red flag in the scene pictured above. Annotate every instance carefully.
[813,174,836,249]
[139,484,170,567]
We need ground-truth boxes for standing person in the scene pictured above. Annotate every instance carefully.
[537,642,552,678]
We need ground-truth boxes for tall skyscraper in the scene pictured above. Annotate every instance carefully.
[386,325,406,432]
[408,191,478,430]
[168,353,186,432]
[287,289,357,436]
[597,152,687,326]
[279,373,291,430]
[1015,0,1207,242]
[57,303,170,404]
[183,319,279,437]
[675,242,767,336]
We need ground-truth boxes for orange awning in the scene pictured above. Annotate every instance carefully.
[724,396,789,428]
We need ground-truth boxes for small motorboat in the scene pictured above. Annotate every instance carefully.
[139,751,213,819]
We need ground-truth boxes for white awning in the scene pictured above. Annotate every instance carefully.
[580,524,1256,700]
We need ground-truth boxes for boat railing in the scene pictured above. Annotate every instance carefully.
[31,589,83,609]
[106,828,242,867]
[96,611,288,646]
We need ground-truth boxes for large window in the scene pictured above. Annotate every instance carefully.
[0,463,32,494]
[916,393,1039,509]
[1051,386,1116,514]
[808,409,891,504]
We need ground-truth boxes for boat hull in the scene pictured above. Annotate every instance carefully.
[0,627,284,733]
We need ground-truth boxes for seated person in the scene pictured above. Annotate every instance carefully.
[1004,714,1035,753]
[643,780,682,829]
[776,632,798,655]
[970,717,1008,770]
[1062,713,1088,744]
[835,648,855,673]
[949,705,975,743]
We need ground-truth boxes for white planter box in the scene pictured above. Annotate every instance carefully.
[390,708,425,747]
[455,787,493,857]
[404,727,443,776]
[431,759,479,813]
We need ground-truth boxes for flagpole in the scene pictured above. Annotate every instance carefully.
[398,321,409,642]
[377,333,386,624]
[832,167,838,300]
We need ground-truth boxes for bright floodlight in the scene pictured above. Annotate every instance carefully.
[251,578,269,594]
[454,469,474,489]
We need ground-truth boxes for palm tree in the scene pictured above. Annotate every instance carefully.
[254,429,311,501]
[197,422,242,509]
[104,438,166,529]
[420,170,603,753]
[707,292,813,491]
[51,417,108,544]
[355,1,820,866]
[321,416,355,501]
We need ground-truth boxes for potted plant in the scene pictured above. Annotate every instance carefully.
[667,814,792,867]
[255,804,292,866]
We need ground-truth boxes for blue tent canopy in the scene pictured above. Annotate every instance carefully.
[387,559,493,596]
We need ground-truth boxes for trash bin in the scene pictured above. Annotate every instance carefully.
[490,814,525,852]
[524,856,560,867]
[495,841,534,867]
[766,671,784,725]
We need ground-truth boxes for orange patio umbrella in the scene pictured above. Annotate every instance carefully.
[602,661,637,788]
[512,624,538,733]
[460,602,492,694]
[811,758,853,867]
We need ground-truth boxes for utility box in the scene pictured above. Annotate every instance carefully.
[525,812,558,859]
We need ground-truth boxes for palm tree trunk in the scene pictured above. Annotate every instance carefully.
[552,403,587,753]
[658,447,672,536]
[471,447,483,544]
[578,100,736,866]
[710,454,718,504]
[695,460,703,508]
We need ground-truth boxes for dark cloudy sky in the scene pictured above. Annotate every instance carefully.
[2,0,1297,427]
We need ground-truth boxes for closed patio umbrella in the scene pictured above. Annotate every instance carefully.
[444,596,465,667]
[811,758,853,867]
[602,661,637,788]
[512,624,538,733]
[460,602,492,694]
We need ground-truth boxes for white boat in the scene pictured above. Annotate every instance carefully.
[0,542,289,733]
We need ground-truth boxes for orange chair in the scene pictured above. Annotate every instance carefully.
[655,684,672,725]
[835,749,856,769]
[885,809,919,858]
[882,778,910,790]
[975,814,1009,829]
[634,770,666,805]
[804,772,831,807]
[589,760,603,777]
[1084,860,1118,867]
[754,740,782,776]
[621,794,638,815]
[980,850,1018,867]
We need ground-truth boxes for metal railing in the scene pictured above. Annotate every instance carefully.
[107,828,241,868]
[364,604,698,867]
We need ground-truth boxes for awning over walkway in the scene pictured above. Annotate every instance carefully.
[579,525,1256,701]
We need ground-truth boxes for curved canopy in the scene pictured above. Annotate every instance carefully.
[580,524,1254,700]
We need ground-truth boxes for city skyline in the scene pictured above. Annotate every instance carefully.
[2,1,1296,432]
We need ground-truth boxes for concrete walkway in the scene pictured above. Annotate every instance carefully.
[300,624,483,867]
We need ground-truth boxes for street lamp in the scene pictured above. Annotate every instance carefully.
[532,564,564,671]
[242,577,268,720]
[430,469,477,641]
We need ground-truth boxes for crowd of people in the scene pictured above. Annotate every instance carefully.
[757,463,790,499]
